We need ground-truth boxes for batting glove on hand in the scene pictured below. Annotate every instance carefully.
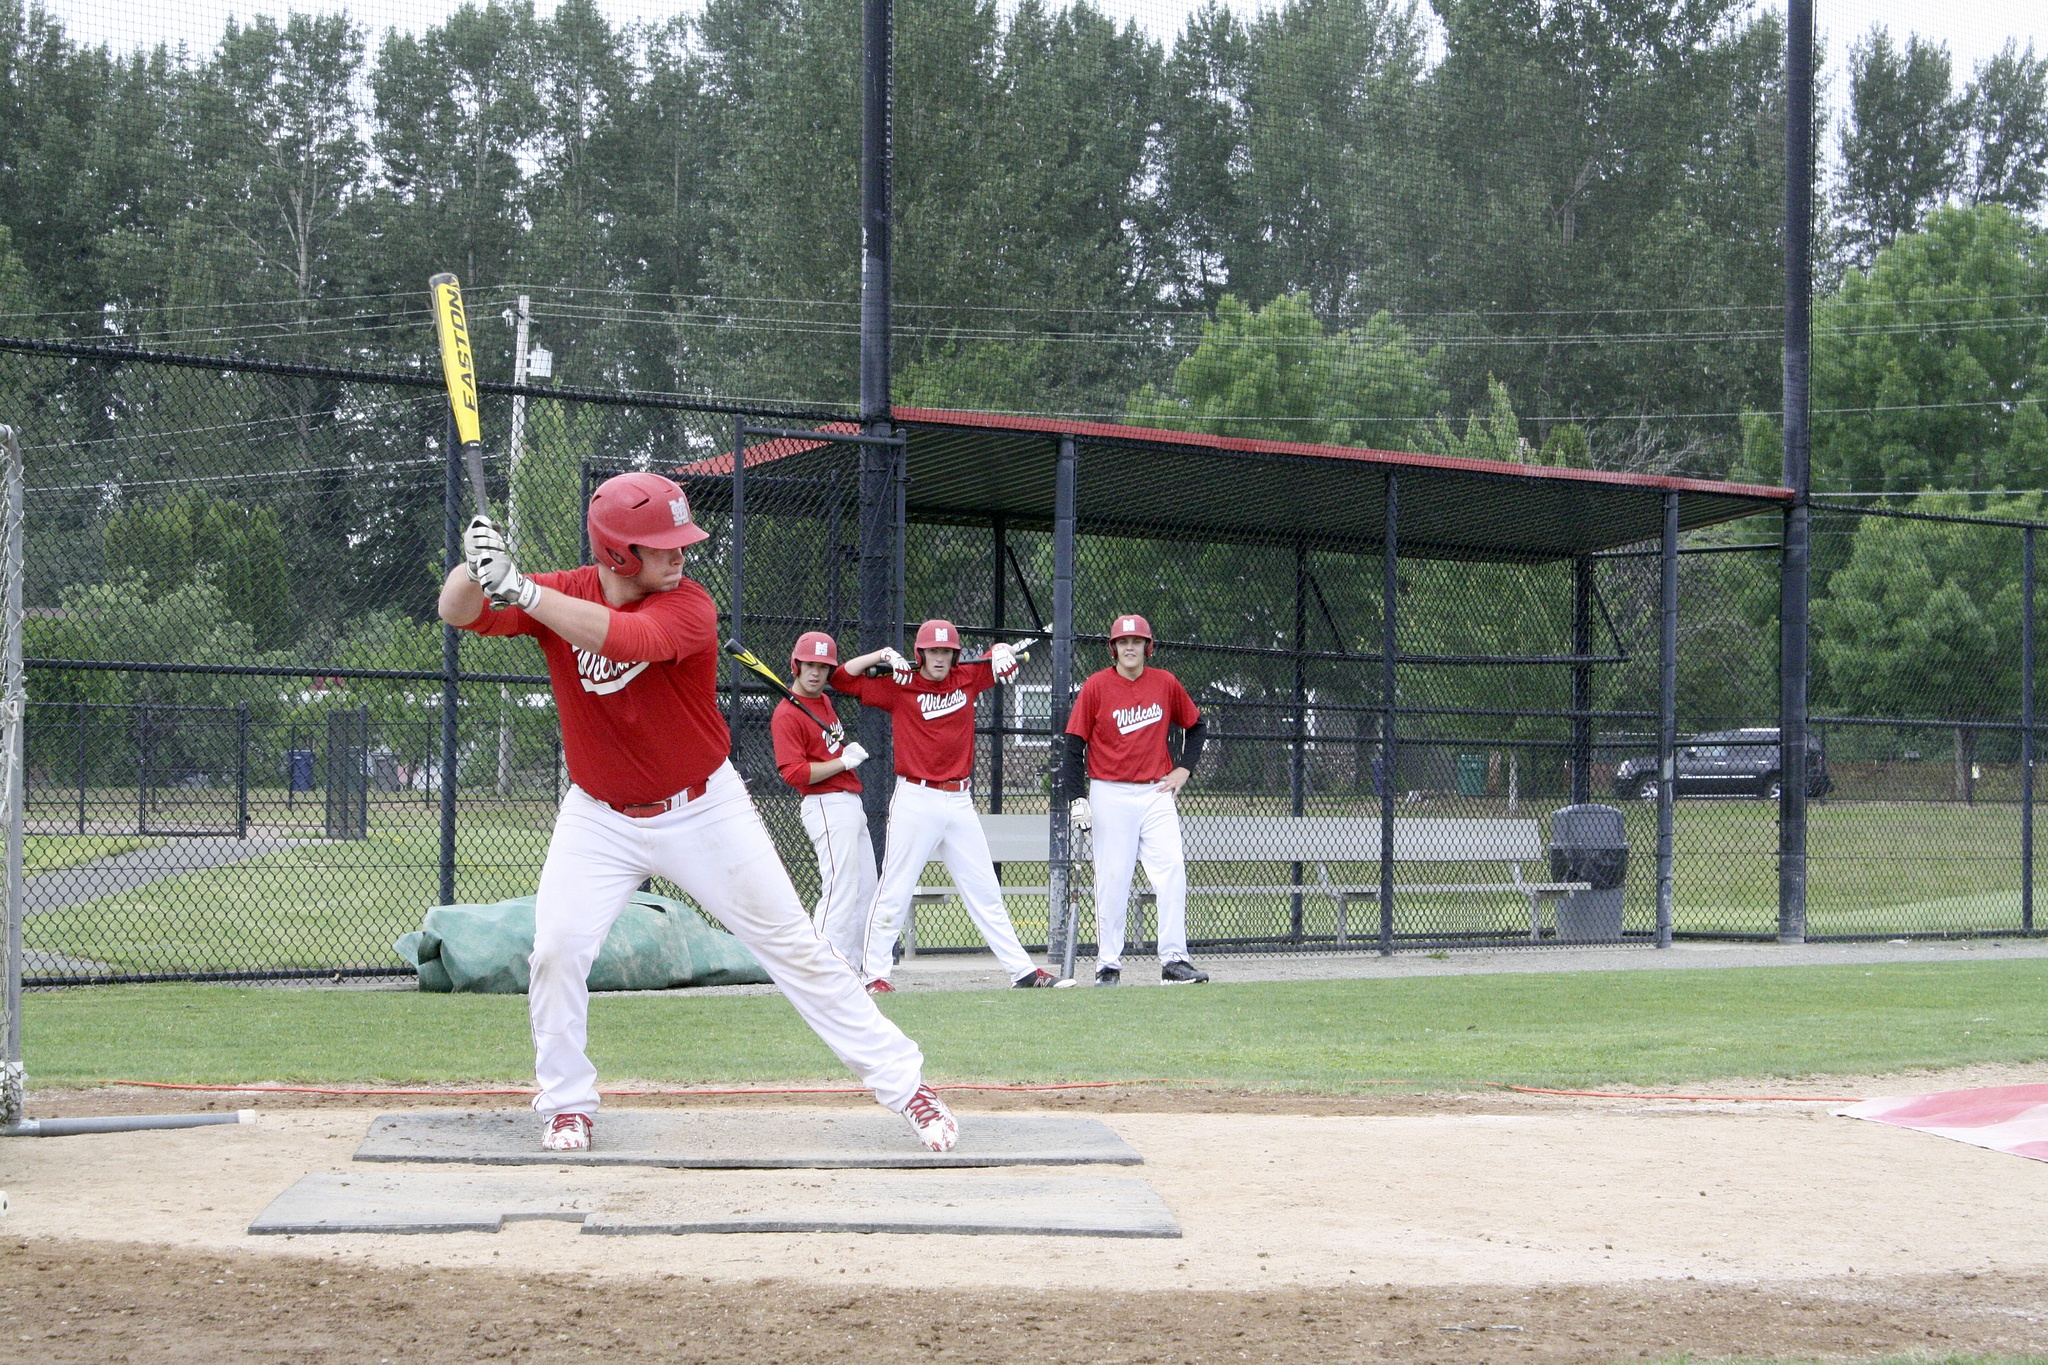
[989,642,1020,683]
[1069,797,1092,832]
[839,742,870,771]
[474,540,541,611]
[462,515,506,585]
[883,648,914,685]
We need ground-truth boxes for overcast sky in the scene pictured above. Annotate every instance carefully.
[42,0,2046,111]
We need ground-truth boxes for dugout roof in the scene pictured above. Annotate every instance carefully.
[702,408,1792,562]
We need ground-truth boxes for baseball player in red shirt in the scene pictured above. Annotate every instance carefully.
[439,473,956,1155]
[771,631,873,968]
[835,620,1060,991]
[1062,613,1211,986]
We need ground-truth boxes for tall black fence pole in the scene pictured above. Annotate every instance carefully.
[1778,0,1815,945]
[990,514,1006,815]
[2025,526,2036,932]
[859,0,897,853]
[1291,541,1307,943]
[729,415,747,748]
[1379,473,1398,957]
[1657,492,1679,949]
[236,702,249,840]
[1050,436,1079,978]
[1571,556,1592,805]
[440,412,460,907]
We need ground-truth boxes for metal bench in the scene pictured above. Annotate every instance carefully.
[906,813,1589,951]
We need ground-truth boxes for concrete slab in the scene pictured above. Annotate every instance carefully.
[584,1173,1180,1238]
[354,1110,1143,1169]
[25,836,314,916]
[248,1170,597,1235]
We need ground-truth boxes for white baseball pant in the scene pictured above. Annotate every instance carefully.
[862,780,1036,983]
[528,762,924,1118]
[1089,778,1191,970]
[800,790,877,969]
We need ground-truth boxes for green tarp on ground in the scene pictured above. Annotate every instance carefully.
[393,894,771,993]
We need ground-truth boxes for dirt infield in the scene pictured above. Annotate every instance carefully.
[5,1074,2048,1360]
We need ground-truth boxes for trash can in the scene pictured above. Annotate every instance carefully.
[1455,754,1487,796]
[287,749,316,793]
[1547,804,1629,943]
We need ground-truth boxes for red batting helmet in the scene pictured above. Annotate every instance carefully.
[790,630,840,673]
[587,472,709,576]
[914,619,961,656]
[1109,613,1154,656]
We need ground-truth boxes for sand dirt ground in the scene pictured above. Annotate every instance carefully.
[5,1074,2048,1361]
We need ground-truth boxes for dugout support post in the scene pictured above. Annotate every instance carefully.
[1050,435,1079,979]
[1657,492,1678,949]
[439,411,460,907]
[1777,0,1814,945]
[1571,556,1592,806]
[729,415,747,750]
[1378,472,1397,956]
[1290,542,1307,943]
[989,514,1006,816]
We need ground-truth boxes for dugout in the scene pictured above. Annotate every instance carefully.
[679,409,1793,959]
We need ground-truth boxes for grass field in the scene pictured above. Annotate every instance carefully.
[22,958,2048,1089]
[22,833,160,872]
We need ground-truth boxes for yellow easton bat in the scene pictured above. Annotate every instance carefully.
[724,639,845,742]
[428,272,491,516]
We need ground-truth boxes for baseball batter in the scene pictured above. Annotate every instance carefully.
[439,473,956,1154]
[835,621,1059,991]
[1062,613,1211,985]
[772,631,873,968]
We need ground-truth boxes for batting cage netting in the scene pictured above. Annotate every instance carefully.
[1,0,2044,983]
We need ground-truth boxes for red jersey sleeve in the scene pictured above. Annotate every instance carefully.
[772,702,816,789]
[597,586,717,663]
[952,660,995,698]
[830,666,893,708]
[1065,674,1100,741]
[1168,673,1201,728]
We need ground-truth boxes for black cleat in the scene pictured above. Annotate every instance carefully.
[1160,960,1210,985]
[1094,966,1120,987]
[1013,968,1060,988]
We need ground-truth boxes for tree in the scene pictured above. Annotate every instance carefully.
[1416,375,1524,462]
[102,493,292,646]
[1128,292,1444,448]
[1811,204,2048,496]
[1837,27,1967,263]
[1964,40,2048,215]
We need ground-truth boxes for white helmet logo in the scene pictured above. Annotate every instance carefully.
[669,496,691,526]
[936,628,949,642]
[814,642,828,655]
[1122,618,1136,632]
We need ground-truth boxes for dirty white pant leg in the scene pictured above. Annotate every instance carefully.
[530,787,649,1119]
[801,790,876,971]
[935,790,1037,980]
[651,763,925,1111]
[1138,789,1190,964]
[1087,779,1148,971]
[862,781,947,983]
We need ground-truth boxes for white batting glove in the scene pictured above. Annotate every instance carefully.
[989,642,1019,683]
[462,515,505,585]
[474,539,540,611]
[1069,797,1092,832]
[839,742,870,771]
[883,648,914,685]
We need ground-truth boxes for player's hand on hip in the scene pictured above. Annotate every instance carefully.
[883,648,914,685]
[839,742,870,771]
[462,515,506,584]
[474,539,541,611]
[1069,796,1092,832]
[989,642,1019,683]
[1156,767,1191,794]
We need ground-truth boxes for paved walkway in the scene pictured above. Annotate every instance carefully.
[23,836,311,918]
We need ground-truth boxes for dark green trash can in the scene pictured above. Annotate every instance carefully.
[1455,753,1487,796]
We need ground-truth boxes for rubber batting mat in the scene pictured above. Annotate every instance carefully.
[1840,1082,2048,1163]
[353,1109,1144,1168]
[249,1169,1181,1238]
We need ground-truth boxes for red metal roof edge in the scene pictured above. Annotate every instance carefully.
[677,420,863,477]
[890,407,1795,503]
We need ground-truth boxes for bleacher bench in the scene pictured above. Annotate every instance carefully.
[907,814,1590,951]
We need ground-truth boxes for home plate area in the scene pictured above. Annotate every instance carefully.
[248,1109,1180,1239]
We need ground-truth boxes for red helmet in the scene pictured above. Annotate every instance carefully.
[914,619,961,655]
[790,630,840,673]
[1109,613,1154,656]
[587,472,709,575]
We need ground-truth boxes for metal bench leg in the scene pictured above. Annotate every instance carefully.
[903,900,918,960]
[1336,894,1349,948]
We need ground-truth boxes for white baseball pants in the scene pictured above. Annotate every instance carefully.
[800,790,877,969]
[528,762,924,1118]
[1089,779,1191,970]
[862,780,1036,983]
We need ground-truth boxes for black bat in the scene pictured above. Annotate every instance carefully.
[724,639,845,742]
[862,638,1039,677]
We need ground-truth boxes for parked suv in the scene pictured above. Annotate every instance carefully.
[1612,728,1830,801]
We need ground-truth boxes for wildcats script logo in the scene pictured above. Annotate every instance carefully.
[1115,702,1164,736]
[917,689,969,722]
[575,647,649,696]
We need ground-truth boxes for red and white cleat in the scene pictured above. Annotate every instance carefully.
[865,978,897,994]
[541,1112,593,1152]
[900,1084,958,1153]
